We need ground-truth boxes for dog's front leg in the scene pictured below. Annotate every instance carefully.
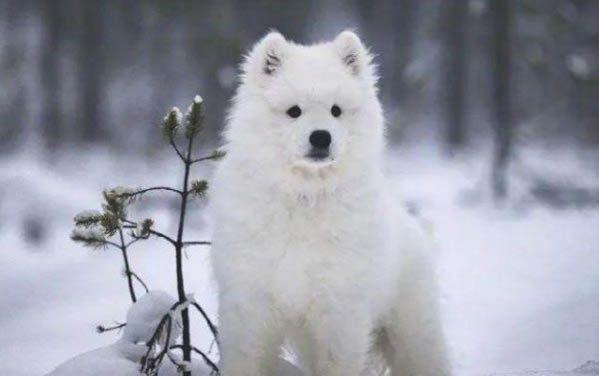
[306,306,371,376]
[218,293,282,376]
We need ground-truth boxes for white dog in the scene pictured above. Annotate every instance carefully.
[210,30,450,376]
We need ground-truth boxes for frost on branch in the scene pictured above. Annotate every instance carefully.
[74,210,103,226]
[70,188,134,246]
[162,107,182,139]
[70,226,106,248]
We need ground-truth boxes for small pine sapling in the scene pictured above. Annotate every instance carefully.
[71,95,223,375]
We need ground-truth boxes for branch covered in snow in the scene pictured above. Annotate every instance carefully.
[70,226,106,247]
[184,95,204,139]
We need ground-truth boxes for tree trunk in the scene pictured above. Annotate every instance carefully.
[0,0,27,153]
[389,0,416,105]
[490,0,513,201]
[78,0,104,143]
[442,0,468,152]
[40,0,63,148]
[359,0,415,105]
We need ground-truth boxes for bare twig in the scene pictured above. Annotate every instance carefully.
[140,301,182,373]
[182,241,211,247]
[132,186,184,196]
[130,271,150,294]
[152,317,173,371]
[190,154,220,164]
[146,229,177,246]
[207,338,217,355]
[191,302,219,343]
[96,322,126,334]
[125,237,141,248]
[118,226,137,303]
[123,218,178,246]
[170,138,186,162]
[102,240,123,249]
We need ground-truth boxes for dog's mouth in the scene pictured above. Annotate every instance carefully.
[292,150,337,175]
[292,156,338,179]
[305,149,331,162]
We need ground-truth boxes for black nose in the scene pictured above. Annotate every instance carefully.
[309,130,332,149]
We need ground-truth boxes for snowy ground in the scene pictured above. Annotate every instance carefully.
[0,143,598,376]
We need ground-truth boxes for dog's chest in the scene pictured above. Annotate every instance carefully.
[252,197,387,310]
[263,195,381,255]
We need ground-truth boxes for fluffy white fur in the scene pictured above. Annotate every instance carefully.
[210,30,450,376]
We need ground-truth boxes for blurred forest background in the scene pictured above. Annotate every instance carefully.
[1,0,599,199]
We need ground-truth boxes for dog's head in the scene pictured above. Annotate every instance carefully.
[225,31,384,192]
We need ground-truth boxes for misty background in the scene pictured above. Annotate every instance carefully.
[1,1,598,375]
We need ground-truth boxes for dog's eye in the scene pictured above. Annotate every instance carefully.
[331,104,342,118]
[286,105,302,118]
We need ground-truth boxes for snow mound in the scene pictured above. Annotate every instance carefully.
[482,361,599,376]
[45,339,147,376]
[574,361,599,375]
[46,291,181,376]
[46,339,214,376]
[123,291,181,345]
[159,355,212,376]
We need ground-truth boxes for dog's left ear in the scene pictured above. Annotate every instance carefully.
[333,30,371,77]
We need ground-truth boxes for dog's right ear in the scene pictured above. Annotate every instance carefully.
[243,31,288,81]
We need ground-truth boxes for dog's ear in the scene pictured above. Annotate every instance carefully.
[261,32,286,75]
[333,30,373,77]
[243,31,288,80]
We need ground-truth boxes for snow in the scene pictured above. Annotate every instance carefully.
[71,226,105,242]
[185,95,204,120]
[165,107,183,125]
[123,291,180,346]
[573,361,599,375]
[168,294,195,322]
[45,291,218,376]
[1,144,598,376]
[73,210,102,223]
[107,186,136,197]
[159,357,212,376]
[45,339,147,376]
[387,144,599,375]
